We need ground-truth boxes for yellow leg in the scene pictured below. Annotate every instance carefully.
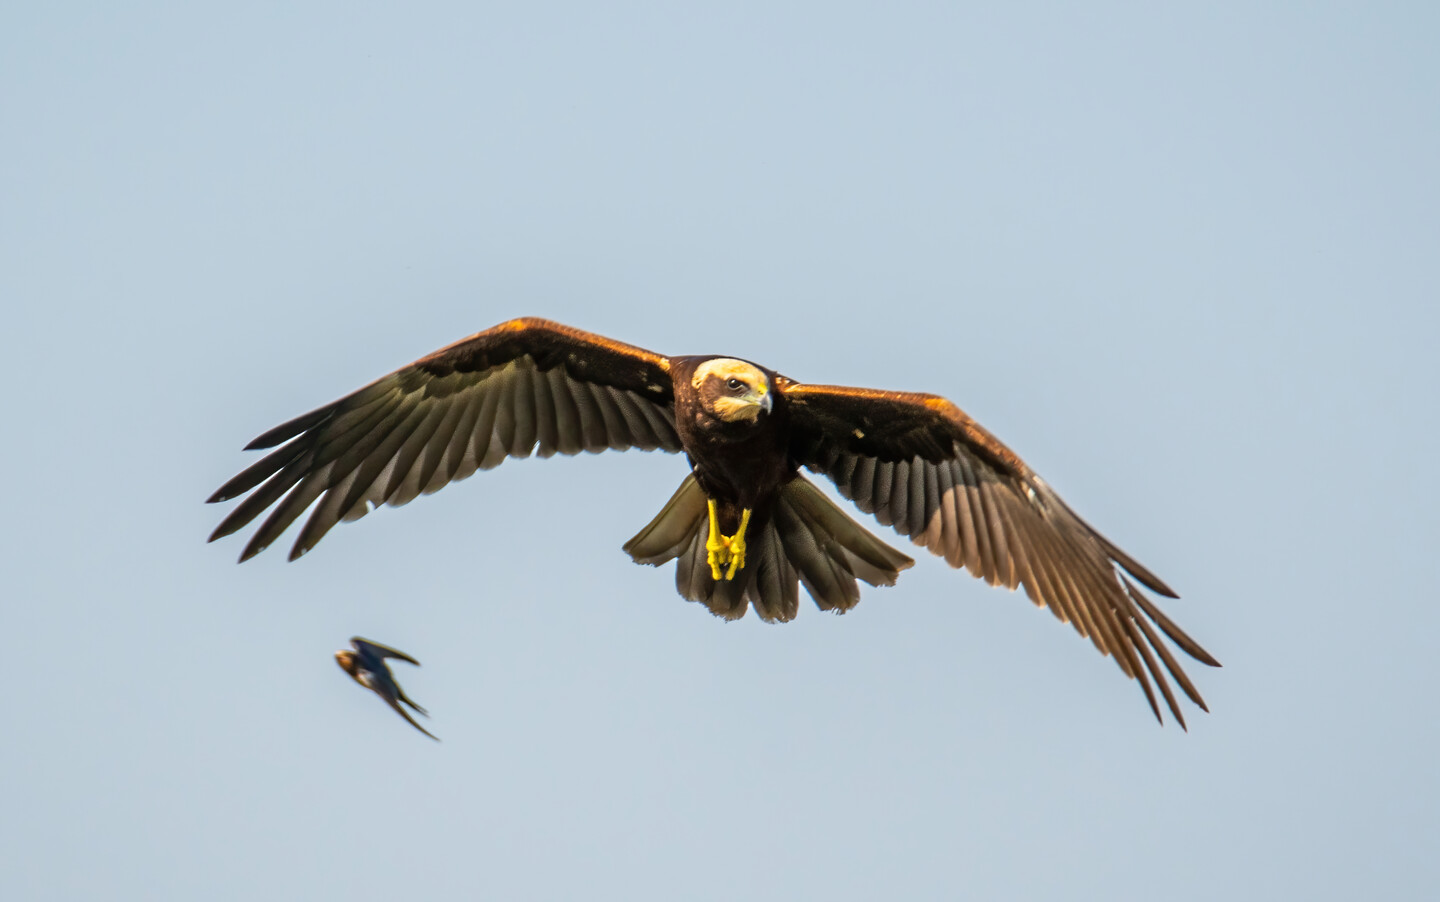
[705,499,729,580]
[703,501,754,581]
[724,508,751,581]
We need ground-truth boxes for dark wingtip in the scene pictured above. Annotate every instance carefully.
[1141,683,1189,730]
[1125,585,1222,668]
[243,406,334,451]
[208,521,240,543]
[1050,492,1181,598]
[1151,581,1180,600]
[237,541,266,563]
[245,425,305,452]
[1113,553,1179,598]
[207,479,250,505]
[1140,679,1163,726]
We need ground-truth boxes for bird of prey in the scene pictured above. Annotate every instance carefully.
[334,637,438,741]
[211,317,1219,726]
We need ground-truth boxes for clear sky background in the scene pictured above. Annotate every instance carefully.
[4,3,1438,900]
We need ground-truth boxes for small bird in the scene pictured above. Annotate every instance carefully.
[334,637,439,740]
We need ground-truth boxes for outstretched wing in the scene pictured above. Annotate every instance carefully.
[351,637,421,666]
[208,318,683,562]
[781,381,1219,727]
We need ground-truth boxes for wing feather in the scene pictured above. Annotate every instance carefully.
[920,459,944,553]
[947,460,981,573]
[382,399,450,505]
[530,361,560,457]
[592,384,635,451]
[294,467,362,554]
[490,366,518,460]
[336,400,432,518]
[782,381,1218,725]
[410,388,469,497]
[208,318,681,561]
[244,462,336,562]
[351,637,420,665]
[571,380,612,452]
[980,483,1016,588]
[508,363,538,456]
[636,392,679,447]
[893,459,914,538]
[610,384,659,450]
[545,364,584,455]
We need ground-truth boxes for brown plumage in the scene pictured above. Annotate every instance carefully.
[209,317,1220,726]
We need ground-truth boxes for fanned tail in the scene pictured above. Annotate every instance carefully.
[623,474,914,622]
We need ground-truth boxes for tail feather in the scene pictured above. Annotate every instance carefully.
[771,491,860,613]
[623,474,914,622]
[623,475,709,565]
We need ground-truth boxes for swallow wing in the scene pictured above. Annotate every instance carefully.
[351,637,421,666]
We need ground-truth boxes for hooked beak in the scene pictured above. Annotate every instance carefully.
[753,385,772,413]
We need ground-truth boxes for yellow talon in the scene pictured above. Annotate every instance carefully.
[703,501,752,582]
[704,501,753,581]
[705,499,729,580]
[724,508,751,581]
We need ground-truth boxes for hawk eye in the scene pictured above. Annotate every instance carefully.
[725,378,744,390]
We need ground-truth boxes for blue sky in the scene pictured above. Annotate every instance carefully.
[4,3,1438,899]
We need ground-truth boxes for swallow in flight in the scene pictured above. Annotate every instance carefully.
[334,637,438,741]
